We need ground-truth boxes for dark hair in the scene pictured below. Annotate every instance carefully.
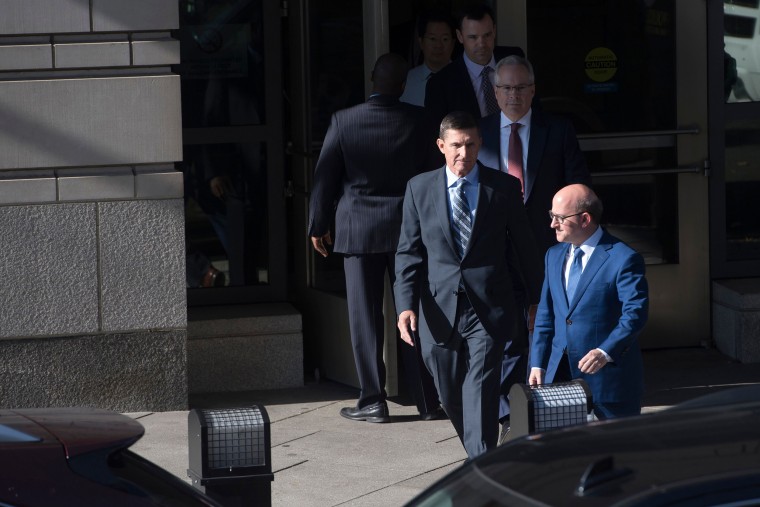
[439,111,480,139]
[416,8,454,38]
[457,4,496,30]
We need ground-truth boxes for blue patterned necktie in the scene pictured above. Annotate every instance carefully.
[452,179,472,258]
[566,247,584,301]
[481,66,499,116]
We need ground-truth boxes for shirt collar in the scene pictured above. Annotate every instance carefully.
[573,225,603,255]
[463,52,496,82]
[446,164,480,188]
[500,108,533,128]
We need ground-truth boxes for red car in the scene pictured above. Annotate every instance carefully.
[0,407,220,506]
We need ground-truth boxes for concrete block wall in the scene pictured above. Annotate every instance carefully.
[0,0,187,411]
[713,279,760,363]
[188,304,304,393]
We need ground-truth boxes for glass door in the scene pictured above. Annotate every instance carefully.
[712,0,760,276]
[175,0,286,304]
[524,0,711,347]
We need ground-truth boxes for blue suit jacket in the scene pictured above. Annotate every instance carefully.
[479,110,590,255]
[530,229,649,404]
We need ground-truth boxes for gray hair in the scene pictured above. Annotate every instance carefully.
[492,55,535,86]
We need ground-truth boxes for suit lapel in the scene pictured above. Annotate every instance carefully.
[433,167,459,256]
[568,231,612,310]
[455,59,481,117]
[467,164,493,255]
[555,243,572,309]
[525,112,547,202]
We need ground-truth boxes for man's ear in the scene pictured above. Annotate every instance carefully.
[436,138,446,154]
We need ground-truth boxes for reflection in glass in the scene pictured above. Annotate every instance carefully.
[308,0,364,293]
[724,1,760,102]
[176,0,265,127]
[528,0,678,265]
[180,143,269,287]
[725,120,760,259]
[528,0,676,134]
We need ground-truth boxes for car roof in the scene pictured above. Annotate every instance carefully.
[413,386,760,507]
[0,408,144,458]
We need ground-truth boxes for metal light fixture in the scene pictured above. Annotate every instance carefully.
[188,406,273,506]
[509,379,593,440]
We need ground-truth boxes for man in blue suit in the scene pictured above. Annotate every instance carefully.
[529,184,649,419]
[395,111,541,458]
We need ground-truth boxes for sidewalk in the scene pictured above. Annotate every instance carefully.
[128,347,760,507]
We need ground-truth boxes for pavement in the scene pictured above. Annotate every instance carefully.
[128,346,760,507]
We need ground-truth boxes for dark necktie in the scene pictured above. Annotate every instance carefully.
[452,180,472,258]
[566,247,584,301]
[480,66,499,116]
[508,123,525,199]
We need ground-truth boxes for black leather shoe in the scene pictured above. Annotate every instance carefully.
[419,406,447,421]
[498,423,511,445]
[340,401,390,423]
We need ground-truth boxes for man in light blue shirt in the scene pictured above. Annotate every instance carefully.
[400,9,454,106]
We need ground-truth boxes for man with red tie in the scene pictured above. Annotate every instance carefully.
[478,55,590,443]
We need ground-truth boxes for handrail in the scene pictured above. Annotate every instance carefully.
[578,127,700,152]
[592,166,701,177]
[577,127,700,140]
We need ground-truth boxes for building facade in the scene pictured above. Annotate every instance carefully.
[1,0,758,410]
[0,0,185,411]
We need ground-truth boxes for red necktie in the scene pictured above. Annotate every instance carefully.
[508,123,524,197]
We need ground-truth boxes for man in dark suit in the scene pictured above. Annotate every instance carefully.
[529,184,649,419]
[478,55,591,440]
[394,111,541,458]
[308,53,441,423]
[424,4,524,127]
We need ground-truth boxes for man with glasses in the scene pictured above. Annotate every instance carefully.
[529,184,649,420]
[479,55,590,443]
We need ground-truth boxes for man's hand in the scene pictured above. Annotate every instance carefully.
[397,310,417,346]
[528,367,544,386]
[310,233,332,257]
[209,176,233,200]
[578,349,609,374]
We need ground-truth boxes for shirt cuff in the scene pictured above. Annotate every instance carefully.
[596,348,613,362]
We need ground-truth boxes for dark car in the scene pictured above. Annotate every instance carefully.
[0,407,220,506]
[406,386,760,507]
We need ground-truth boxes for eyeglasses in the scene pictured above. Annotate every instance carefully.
[495,84,534,95]
[548,210,584,224]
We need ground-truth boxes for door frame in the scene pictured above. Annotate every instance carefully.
[185,0,287,305]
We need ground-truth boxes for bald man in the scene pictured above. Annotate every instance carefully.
[308,53,441,423]
[529,184,649,419]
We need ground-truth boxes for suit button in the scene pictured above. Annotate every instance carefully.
[566,319,572,325]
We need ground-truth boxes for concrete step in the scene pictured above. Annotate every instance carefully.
[187,303,303,393]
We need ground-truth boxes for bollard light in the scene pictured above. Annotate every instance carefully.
[508,379,593,440]
[188,406,273,507]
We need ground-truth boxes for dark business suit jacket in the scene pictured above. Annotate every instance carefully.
[307,94,429,254]
[479,109,591,255]
[531,229,648,406]
[424,46,525,129]
[394,163,542,351]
